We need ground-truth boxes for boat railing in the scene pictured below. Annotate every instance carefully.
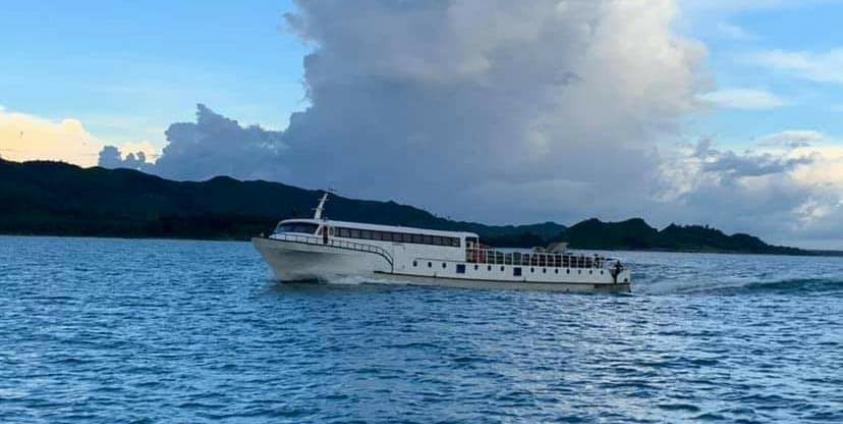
[465,247,616,269]
[269,233,394,269]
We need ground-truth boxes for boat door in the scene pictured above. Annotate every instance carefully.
[391,239,408,272]
[318,224,331,245]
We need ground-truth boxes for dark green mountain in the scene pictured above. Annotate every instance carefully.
[0,160,563,246]
[560,219,806,255]
[0,159,809,254]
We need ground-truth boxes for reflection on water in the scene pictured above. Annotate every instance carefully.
[1,236,841,423]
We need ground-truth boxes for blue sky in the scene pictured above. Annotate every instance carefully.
[4,1,843,247]
[687,1,843,146]
[1,0,307,146]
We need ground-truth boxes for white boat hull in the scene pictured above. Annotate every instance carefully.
[253,237,631,293]
[253,236,390,282]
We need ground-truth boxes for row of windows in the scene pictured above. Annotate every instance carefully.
[335,227,461,247]
[467,250,604,268]
[411,261,604,276]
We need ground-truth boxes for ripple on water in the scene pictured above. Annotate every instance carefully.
[1,237,842,423]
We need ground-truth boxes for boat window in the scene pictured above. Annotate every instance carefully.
[428,262,432,268]
[412,234,423,243]
[350,229,361,238]
[514,267,522,277]
[442,262,446,269]
[423,235,434,245]
[413,260,418,267]
[275,223,320,235]
[456,264,466,274]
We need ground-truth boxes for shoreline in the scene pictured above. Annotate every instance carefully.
[3,232,838,257]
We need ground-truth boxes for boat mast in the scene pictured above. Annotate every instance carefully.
[313,192,329,220]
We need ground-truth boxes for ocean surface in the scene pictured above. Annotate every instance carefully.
[1,236,842,423]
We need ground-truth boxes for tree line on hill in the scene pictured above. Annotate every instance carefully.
[0,159,808,255]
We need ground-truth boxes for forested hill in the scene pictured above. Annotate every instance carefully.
[0,160,564,246]
[0,159,809,254]
[560,218,806,255]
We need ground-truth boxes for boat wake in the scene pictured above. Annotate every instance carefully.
[320,274,371,286]
[642,277,843,295]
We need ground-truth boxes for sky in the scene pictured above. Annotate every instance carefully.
[3,0,843,249]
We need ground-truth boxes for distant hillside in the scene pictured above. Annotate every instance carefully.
[560,218,806,255]
[0,160,563,246]
[0,159,809,255]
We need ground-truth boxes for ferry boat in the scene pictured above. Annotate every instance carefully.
[252,194,631,293]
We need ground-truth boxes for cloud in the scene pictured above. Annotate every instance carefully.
[757,130,826,148]
[752,49,843,84]
[715,22,757,41]
[277,0,706,220]
[1,107,162,169]
[656,134,843,247]
[0,109,103,166]
[699,148,814,178]
[680,0,836,15]
[699,88,786,110]
[100,104,286,181]
[117,0,707,224]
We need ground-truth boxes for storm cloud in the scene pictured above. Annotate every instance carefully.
[101,0,706,224]
[278,0,706,221]
[101,104,287,181]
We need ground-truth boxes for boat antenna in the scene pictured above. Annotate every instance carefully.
[313,192,330,220]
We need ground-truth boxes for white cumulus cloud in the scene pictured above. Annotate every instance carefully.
[0,109,103,167]
[0,107,160,168]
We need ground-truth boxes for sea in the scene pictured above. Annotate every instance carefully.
[1,236,841,423]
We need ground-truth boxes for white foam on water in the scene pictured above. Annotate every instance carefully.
[319,274,368,286]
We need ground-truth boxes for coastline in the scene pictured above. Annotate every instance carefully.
[0,160,825,257]
[1,232,836,257]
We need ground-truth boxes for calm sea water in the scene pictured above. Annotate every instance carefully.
[1,236,842,423]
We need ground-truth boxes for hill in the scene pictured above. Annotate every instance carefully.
[0,160,564,246]
[561,218,806,255]
[0,159,810,255]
